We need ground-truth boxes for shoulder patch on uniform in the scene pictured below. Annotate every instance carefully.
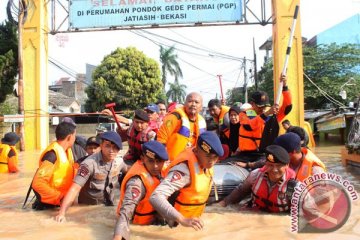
[78,165,90,177]
[131,187,140,200]
[170,171,183,182]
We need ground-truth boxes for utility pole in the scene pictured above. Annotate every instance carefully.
[243,57,248,103]
[7,0,27,151]
[217,75,225,104]
[18,3,25,151]
[253,38,258,90]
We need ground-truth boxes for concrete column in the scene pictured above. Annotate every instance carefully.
[22,0,49,150]
[272,0,304,130]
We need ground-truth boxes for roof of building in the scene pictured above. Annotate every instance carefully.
[49,90,78,107]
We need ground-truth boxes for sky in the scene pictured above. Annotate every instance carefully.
[0,0,359,105]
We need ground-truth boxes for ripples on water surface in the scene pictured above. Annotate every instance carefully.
[0,145,360,240]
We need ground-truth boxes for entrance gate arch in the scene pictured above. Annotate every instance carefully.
[21,0,303,150]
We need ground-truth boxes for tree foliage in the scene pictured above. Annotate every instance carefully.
[0,21,18,104]
[245,43,360,109]
[166,77,187,103]
[85,47,163,112]
[303,43,360,109]
[159,46,183,92]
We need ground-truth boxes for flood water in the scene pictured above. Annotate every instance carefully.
[1,145,360,240]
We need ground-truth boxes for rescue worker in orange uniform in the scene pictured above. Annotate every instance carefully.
[0,132,20,173]
[219,145,297,213]
[274,132,326,182]
[113,141,168,240]
[235,75,292,169]
[31,121,77,210]
[157,92,206,161]
[150,131,224,230]
[55,131,126,222]
[207,98,230,144]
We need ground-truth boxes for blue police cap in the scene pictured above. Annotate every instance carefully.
[145,103,160,113]
[100,131,122,150]
[265,145,290,164]
[142,141,168,161]
[274,132,301,153]
[197,131,224,156]
[1,132,20,146]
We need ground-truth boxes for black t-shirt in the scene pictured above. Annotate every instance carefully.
[41,150,57,164]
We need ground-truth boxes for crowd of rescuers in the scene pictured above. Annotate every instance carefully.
[13,87,328,238]
[207,74,292,171]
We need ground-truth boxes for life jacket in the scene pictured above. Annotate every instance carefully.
[125,124,152,161]
[239,109,265,152]
[251,167,295,213]
[168,148,213,218]
[36,142,75,197]
[117,160,164,224]
[295,148,326,182]
[167,107,206,161]
[215,106,230,133]
[0,144,17,173]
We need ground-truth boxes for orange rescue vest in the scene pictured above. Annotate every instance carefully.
[168,148,213,218]
[295,148,326,182]
[0,144,18,173]
[239,109,264,152]
[166,107,206,161]
[251,167,295,213]
[216,106,230,133]
[36,142,75,198]
[117,160,163,225]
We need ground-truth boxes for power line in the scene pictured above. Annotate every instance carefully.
[303,73,345,107]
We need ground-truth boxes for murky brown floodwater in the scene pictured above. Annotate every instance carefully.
[1,145,360,240]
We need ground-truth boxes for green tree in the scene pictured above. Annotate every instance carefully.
[166,77,187,103]
[0,21,18,104]
[303,43,360,109]
[253,44,360,109]
[85,47,163,112]
[159,46,183,92]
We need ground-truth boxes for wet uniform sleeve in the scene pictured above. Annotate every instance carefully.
[224,169,259,205]
[7,149,19,173]
[277,87,292,122]
[32,151,63,205]
[157,114,180,145]
[114,176,146,240]
[150,163,190,222]
[73,159,94,187]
